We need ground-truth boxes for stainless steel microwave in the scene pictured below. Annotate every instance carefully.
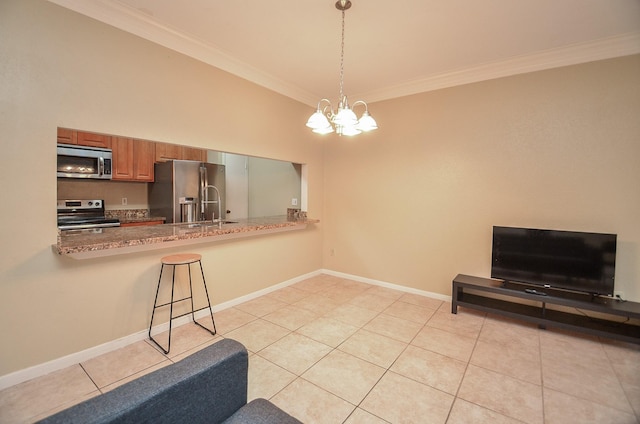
[57,144,113,179]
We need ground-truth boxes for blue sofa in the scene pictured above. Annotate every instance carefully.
[37,338,301,423]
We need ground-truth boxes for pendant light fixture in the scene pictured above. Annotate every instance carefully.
[306,0,378,136]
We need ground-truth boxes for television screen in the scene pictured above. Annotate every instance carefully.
[491,226,616,296]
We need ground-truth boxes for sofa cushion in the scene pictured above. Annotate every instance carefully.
[223,398,302,424]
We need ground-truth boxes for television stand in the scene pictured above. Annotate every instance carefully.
[452,274,640,344]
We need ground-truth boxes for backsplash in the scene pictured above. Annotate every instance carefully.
[105,209,149,219]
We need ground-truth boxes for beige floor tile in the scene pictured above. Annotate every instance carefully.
[259,332,332,374]
[338,328,407,369]
[302,350,386,405]
[458,364,543,424]
[149,321,218,358]
[398,292,444,310]
[361,371,454,424]
[411,325,477,362]
[543,388,638,424]
[270,377,355,424]
[0,365,98,423]
[293,292,343,315]
[324,303,380,328]
[383,300,437,324]
[391,345,466,395]
[28,391,99,423]
[426,309,485,339]
[210,307,257,334]
[297,316,359,348]
[343,407,390,423]
[81,340,167,388]
[363,313,423,343]
[168,336,221,363]
[290,275,339,293]
[247,354,296,401]
[447,398,523,424]
[100,360,171,392]
[540,332,633,414]
[262,304,318,331]
[266,286,311,304]
[363,285,404,300]
[321,285,369,304]
[471,339,541,385]
[348,292,397,312]
[480,314,540,350]
[234,296,288,317]
[224,319,290,353]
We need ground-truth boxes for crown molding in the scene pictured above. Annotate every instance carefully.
[48,1,639,106]
[358,32,640,103]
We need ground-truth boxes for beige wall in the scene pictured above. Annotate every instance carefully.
[323,55,640,300]
[0,0,323,376]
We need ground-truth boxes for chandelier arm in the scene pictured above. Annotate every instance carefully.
[351,100,369,113]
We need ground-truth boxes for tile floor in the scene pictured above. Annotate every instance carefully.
[1,274,639,423]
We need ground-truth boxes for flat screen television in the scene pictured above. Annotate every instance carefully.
[491,226,617,296]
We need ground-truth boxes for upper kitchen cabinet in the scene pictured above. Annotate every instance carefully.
[154,142,181,162]
[76,131,112,149]
[112,137,155,182]
[182,146,206,162]
[155,142,206,162]
[57,127,77,144]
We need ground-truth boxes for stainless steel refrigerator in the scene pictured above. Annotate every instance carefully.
[148,160,226,224]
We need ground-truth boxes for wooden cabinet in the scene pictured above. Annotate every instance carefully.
[155,142,206,162]
[77,131,111,149]
[57,128,77,144]
[112,136,134,180]
[112,137,155,182]
[133,139,155,181]
[155,143,182,162]
[182,146,206,162]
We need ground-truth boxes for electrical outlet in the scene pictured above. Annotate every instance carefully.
[291,198,298,206]
[122,197,127,206]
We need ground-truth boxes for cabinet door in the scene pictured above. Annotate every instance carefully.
[111,137,134,180]
[133,139,154,182]
[77,131,112,149]
[57,128,77,144]
[155,143,182,162]
[182,146,206,161]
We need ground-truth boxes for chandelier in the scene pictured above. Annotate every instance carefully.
[306,0,378,136]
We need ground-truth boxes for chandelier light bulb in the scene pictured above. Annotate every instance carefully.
[306,0,378,137]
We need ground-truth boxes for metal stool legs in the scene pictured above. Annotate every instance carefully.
[149,255,216,354]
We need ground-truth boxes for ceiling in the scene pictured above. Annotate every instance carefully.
[49,0,640,107]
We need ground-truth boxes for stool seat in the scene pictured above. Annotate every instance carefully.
[161,253,202,265]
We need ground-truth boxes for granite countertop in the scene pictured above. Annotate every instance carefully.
[55,215,318,259]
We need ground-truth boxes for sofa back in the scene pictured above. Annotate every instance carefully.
[38,339,248,424]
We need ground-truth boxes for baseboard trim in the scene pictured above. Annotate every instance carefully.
[0,268,448,390]
[320,268,452,302]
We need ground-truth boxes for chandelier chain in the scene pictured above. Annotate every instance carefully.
[339,8,345,101]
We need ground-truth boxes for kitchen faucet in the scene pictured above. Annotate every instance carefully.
[201,185,222,227]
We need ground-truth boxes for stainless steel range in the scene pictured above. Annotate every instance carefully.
[57,199,120,230]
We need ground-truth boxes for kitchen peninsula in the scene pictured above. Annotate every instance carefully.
[55,215,318,259]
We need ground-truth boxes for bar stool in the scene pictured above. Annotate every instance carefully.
[149,253,216,354]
